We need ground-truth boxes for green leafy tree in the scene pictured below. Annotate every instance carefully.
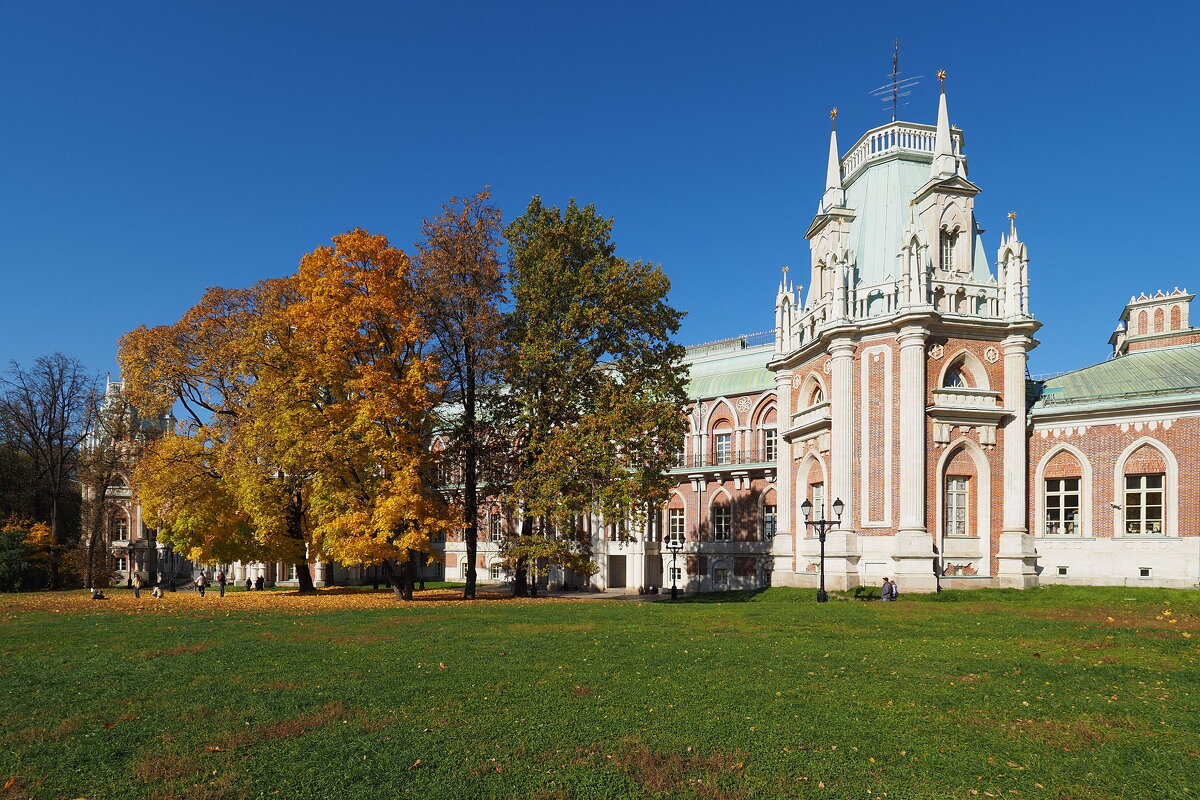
[502,197,688,595]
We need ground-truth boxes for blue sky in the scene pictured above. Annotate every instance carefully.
[2,1,1198,380]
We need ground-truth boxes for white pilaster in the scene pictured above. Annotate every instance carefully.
[892,325,938,591]
[771,370,794,578]
[997,333,1038,588]
[829,338,855,526]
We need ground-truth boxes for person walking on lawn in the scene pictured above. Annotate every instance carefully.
[216,569,226,597]
[132,573,142,599]
[194,572,208,597]
[881,577,893,601]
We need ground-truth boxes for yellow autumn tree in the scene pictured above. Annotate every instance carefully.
[120,279,321,590]
[289,228,454,599]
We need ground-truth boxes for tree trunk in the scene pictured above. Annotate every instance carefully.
[47,495,61,590]
[83,488,106,589]
[295,562,315,594]
[401,549,417,600]
[513,514,533,597]
[381,559,404,600]
[463,340,479,600]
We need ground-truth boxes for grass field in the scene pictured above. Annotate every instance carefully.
[1,585,1196,800]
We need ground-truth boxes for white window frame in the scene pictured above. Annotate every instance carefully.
[1044,477,1080,535]
[712,504,732,541]
[714,432,732,465]
[944,476,969,537]
[1124,474,1164,535]
[762,504,777,539]
[668,508,685,544]
[713,567,729,588]
[763,428,778,462]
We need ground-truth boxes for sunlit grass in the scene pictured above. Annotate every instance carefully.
[0,585,1196,799]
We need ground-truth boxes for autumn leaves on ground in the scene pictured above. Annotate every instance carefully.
[1,585,1196,800]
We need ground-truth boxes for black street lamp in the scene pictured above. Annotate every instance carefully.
[666,536,684,600]
[800,496,844,603]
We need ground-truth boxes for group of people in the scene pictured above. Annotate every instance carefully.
[101,570,269,599]
[881,577,900,601]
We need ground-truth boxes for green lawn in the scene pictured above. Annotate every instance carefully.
[1,585,1196,799]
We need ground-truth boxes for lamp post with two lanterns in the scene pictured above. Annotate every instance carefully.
[665,536,684,600]
[799,496,844,603]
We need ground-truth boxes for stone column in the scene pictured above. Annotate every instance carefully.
[824,337,860,590]
[997,333,1039,587]
[771,370,795,582]
[893,325,937,591]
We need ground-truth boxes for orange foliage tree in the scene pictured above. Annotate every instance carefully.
[120,230,453,599]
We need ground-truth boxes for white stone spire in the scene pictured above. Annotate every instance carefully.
[820,108,846,212]
[930,71,957,179]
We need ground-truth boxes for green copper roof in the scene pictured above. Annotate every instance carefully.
[842,152,993,287]
[1033,344,1200,409]
[685,341,775,400]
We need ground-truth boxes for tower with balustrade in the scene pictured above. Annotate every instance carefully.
[769,78,1042,593]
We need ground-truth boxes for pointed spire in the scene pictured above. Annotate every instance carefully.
[826,109,841,191]
[820,108,846,212]
[930,70,957,179]
[1008,211,1018,241]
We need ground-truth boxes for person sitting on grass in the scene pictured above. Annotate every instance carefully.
[151,586,163,599]
[90,588,106,600]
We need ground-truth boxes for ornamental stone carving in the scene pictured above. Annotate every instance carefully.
[984,346,1000,363]
[928,343,945,360]
[736,396,752,412]
[822,359,833,374]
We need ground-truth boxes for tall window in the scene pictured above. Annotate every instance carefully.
[762,504,777,538]
[714,432,732,465]
[668,508,685,544]
[1045,478,1080,535]
[810,483,825,523]
[489,563,503,580]
[763,428,778,462]
[945,477,969,536]
[489,513,503,542]
[940,230,958,271]
[1125,474,1164,535]
[712,504,731,540]
[114,519,128,540]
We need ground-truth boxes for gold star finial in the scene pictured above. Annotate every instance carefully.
[937,69,947,83]
[1007,211,1017,221]
[830,107,838,121]
[782,265,789,274]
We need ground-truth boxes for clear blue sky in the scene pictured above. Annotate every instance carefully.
[2,1,1198,380]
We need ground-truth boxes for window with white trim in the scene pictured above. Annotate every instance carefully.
[114,518,128,541]
[668,566,682,583]
[712,504,731,541]
[810,483,825,524]
[489,563,503,580]
[763,428,777,462]
[713,567,729,588]
[1044,478,1080,535]
[944,476,969,536]
[668,508,685,544]
[714,432,732,465]
[489,512,503,542]
[762,504,777,539]
[940,230,958,271]
[1124,474,1164,535]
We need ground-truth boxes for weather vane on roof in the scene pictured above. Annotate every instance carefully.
[869,39,922,121]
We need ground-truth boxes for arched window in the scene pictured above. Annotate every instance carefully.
[1153,308,1165,333]
[939,230,958,271]
[943,368,967,388]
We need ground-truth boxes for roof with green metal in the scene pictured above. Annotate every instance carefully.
[684,341,775,400]
[1033,344,1200,410]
